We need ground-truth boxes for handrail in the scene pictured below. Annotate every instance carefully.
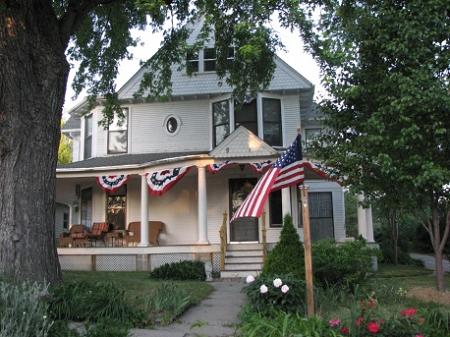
[219,211,228,271]
[262,211,268,262]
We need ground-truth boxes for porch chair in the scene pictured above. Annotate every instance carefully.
[125,221,164,246]
[67,224,89,247]
[87,222,110,246]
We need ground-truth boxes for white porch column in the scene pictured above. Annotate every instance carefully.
[365,205,375,243]
[281,188,292,218]
[139,175,149,247]
[357,193,367,239]
[197,166,209,244]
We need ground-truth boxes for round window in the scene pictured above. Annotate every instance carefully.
[166,117,178,133]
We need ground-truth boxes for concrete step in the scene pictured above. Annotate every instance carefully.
[226,250,263,257]
[227,243,263,251]
[224,263,263,271]
[220,270,261,278]
[225,256,264,264]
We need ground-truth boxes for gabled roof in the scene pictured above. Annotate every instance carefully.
[210,126,278,159]
[62,114,81,131]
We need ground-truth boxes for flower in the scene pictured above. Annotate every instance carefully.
[246,275,255,284]
[367,321,380,334]
[281,284,289,293]
[400,308,417,317]
[415,335,424,337]
[273,278,283,288]
[340,326,349,335]
[328,319,341,328]
[355,316,364,327]
[260,284,268,294]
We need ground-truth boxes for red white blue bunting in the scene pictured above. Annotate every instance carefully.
[207,161,236,174]
[96,175,128,192]
[248,160,273,173]
[146,166,193,196]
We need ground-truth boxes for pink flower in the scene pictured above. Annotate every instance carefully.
[281,284,289,293]
[328,319,341,328]
[340,326,349,335]
[415,335,424,337]
[367,321,380,334]
[400,308,417,317]
[355,316,364,327]
[260,284,268,294]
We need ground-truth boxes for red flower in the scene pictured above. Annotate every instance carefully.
[340,326,349,335]
[367,321,380,334]
[355,316,364,327]
[400,308,417,317]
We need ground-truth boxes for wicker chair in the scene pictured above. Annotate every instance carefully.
[65,224,89,247]
[125,221,164,246]
[87,222,110,245]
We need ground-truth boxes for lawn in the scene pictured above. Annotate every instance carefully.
[63,271,213,305]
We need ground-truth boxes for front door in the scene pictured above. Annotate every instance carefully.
[229,178,259,242]
[80,188,93,228]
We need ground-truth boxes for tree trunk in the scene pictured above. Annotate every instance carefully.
[0,2,69,283]
[435,250,445,292]
[389,208,399,265]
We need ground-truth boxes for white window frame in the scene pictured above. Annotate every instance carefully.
[210,94,233,150]
[258,93,285,147]
[107,108,129,155]
[81,113,94,160]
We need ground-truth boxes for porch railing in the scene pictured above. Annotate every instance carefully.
[219,211,228,271]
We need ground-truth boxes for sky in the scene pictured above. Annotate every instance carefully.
[63,19,324,116]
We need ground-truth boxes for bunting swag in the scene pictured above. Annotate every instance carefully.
[248,160,273,173]
[146,166,192,196]
[207,161,235,174]
[96,175,128,192]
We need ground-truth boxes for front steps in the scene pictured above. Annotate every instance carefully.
[220,243,264,278]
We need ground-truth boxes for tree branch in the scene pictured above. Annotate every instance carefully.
[58,0,121,47]
[438,209,450,253]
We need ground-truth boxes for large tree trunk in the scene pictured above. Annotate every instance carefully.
[0,2,69,283]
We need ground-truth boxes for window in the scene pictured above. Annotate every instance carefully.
[204,48,216,71]
[186,51,199,73]
[269,190,283,227]
[263,98,282,146]
[108,109,128,154]
[298,191,334,241]
[106,185,127,230]
[84,115,93,159]
[80,188,93,228]
[63,212,69,230]
[213,100,230,146]
[305,128,321,151]
[235,98,258,136]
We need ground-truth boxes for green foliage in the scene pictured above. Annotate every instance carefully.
[150,260,206,281]
[48,281,141,324]
[313,239,375,290]
[0,282,52,337]
[344,191,358,238]
[84,320,130,337]
[244,274,306,315]
[144,282,191,325]
[58,133,72,165]
[262,214,305,279]
[240,306,340,337]
[47,320,80,337]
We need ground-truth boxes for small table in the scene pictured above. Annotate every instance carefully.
[105,230,126,247]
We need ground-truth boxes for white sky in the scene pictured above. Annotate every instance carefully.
[63,19,324,116]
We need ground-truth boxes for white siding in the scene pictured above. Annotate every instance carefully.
[282,95,301,146]
[130,100,211,154]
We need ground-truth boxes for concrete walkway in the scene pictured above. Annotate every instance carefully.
[410,253,450,272]
[131,281,246,337]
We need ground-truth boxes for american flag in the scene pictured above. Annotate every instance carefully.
[231,135,303,220]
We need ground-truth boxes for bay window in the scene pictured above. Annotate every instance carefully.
[213,100,230,146]
[108,109,128,154]
[235,98,258,136]
[262,98,282,146]
[84,115,92,159]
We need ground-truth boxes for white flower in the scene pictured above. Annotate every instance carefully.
[273,278,283,288]
[260,284,268,294]
[43,315,47,320]
[281,284,289,293]
[246,275,255,284]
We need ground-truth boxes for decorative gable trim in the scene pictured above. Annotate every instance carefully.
[209,126,278,159]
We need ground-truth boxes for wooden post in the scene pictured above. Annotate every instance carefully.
[300,185,314,317]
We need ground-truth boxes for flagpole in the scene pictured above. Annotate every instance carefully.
[300,184,315,317]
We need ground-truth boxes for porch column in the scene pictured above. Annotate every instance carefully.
[197,166,208,244]
[365,205,375,243]
[357,193,367,239]
[139,175,149,247]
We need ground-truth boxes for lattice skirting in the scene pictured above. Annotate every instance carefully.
[59,252,222,272]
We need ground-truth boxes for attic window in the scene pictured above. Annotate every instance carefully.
[186,51,199,73]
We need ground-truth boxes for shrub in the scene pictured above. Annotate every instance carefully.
[313,239,375,290]
[0,281,52,337]
[244,274,307,315]
[144,282,191,325]
[48,281,141,324]
[262,214,305,279]
[240,306,340,337]
[84,320,130,337]
[150,260,206,281]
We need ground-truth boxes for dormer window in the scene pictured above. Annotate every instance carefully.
[186,51,199,73]
[204,48,216,71]
[108,108,128,154]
